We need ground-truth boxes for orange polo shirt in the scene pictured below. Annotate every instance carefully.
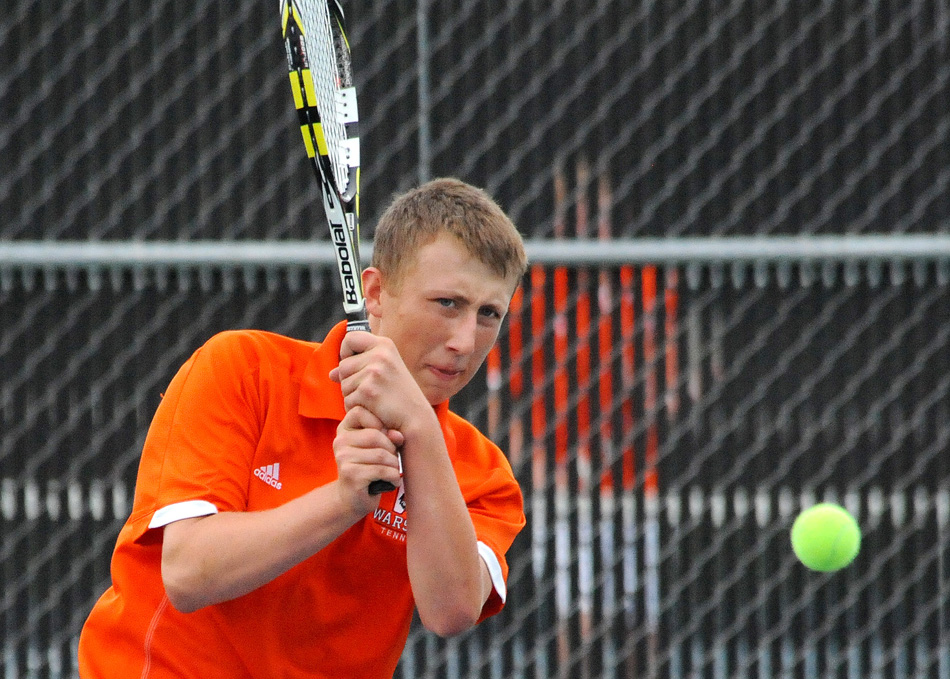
[78,322,524,679]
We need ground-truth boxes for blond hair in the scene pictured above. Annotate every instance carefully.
[371,178,527,289]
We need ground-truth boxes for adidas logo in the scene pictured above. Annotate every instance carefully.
[253,463,282,490]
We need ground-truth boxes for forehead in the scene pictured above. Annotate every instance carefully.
[390,233,517,299]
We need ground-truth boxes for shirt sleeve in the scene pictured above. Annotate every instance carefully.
[466,461,525,620]
[129,332,263,542]
[446,413,525,621]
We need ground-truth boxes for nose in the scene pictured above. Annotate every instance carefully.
[445,311,478,355]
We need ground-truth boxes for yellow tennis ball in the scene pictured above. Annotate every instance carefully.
[790,502,861,572]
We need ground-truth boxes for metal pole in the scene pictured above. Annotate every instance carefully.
[416,0,432,183]
[4,236,950,268]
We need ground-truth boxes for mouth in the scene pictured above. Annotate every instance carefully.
[428,364,465,381]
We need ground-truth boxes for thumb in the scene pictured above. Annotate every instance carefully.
[386,428,405,447]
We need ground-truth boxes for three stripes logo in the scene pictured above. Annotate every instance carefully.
[254,463,283,490]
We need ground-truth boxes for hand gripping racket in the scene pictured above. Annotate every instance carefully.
[281,0,396,495]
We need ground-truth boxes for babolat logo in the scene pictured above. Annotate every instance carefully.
[330,223,359,307]
[253,463,282,490]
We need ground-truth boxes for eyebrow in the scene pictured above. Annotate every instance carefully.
[479,300,508,316]
[433,290,506,313]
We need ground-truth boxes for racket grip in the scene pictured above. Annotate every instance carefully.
[367,449,402,494]
[368,479,397,494]
[346,318,371,333]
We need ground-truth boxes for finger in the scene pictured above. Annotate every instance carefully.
[334,434,402,489]
[339,329,376,360]
[334,456,401,512]
[337,439,401,467]
[335,350,379,394]
[334,351,365,382]
[341,363,393,414]
[356,464,402,494]
[340,404,386,432]
[340,426,400,456]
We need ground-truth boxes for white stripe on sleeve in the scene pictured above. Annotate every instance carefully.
[477,541,506,603]
[148,500,219,529]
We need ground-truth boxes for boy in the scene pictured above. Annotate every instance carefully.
[78,178,528,678]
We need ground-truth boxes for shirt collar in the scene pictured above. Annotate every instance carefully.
[299,321,452,430]
[299,321,349,421]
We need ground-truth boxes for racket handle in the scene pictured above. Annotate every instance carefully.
[347,318,371,333]
[367,450,401,494]
[368,479,397,494]
[344,315,387,495]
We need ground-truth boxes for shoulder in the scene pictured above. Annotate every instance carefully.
[445,411,523,513]
[445,411,509,468]
[180,331,320,400]
[444,410,487,443]
[200,328,315,354]
[445,410,486,438]
[197,330,317,370]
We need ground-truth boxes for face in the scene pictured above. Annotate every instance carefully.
[364,233,517,405]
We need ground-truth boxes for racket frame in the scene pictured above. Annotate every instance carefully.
[282,0,397,495]
[281,0,369,333]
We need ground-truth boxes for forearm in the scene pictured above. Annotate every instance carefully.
[161,481,357,612]
[402,414,492,636]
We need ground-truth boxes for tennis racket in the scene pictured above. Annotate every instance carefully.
[281,0,396,495]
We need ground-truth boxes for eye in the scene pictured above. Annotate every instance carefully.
[436,298,457,308]
[479,306,502,320]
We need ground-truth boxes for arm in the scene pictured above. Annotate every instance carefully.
[161,405,402,613]
[333,332,494,636]
[162,481,356,612]
[400,406,495,636]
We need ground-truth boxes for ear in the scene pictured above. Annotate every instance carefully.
[362,267,383,318]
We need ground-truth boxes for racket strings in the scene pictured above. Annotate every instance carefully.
[299,0,355,195]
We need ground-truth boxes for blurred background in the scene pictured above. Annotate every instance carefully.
[2,1,950,677]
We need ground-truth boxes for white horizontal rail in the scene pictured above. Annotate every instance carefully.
[527,234,950,264]
[2,476,947,524]
[2,235,950,268]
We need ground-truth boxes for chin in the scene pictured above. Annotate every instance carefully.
[424,381,463,406]
[425,389,451,406]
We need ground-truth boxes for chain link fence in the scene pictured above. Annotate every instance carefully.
[4,0,950,240]
[3,0,950,677]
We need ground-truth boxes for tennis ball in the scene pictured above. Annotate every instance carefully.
[790,502,861,572]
